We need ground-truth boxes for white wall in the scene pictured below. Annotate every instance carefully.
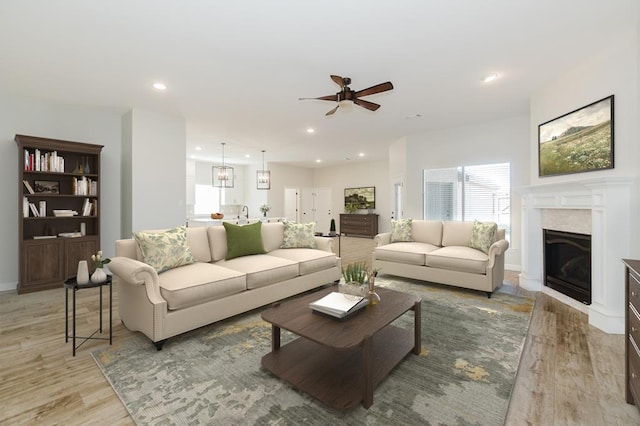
[0,93,122,292]
[313,160,390,233]
[403,115,530,269]
[122,109,186,234]
[529,27,640,255]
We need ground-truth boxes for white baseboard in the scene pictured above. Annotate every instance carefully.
[0,281,17,293]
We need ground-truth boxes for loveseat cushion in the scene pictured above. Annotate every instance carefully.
[425,246,488,274]
[441,221,475,247]
[374,242,440,266]
[412,220,443,246]
[216,254,298,289]
[158,263,246,310]
[268,248,337,275]
[391,218,413,242]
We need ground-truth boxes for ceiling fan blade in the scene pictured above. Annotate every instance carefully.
[330,75,345,88]
[325,105,340,116]
[353,98,381,111]
[355,81,394,97]
[298,94,339,102]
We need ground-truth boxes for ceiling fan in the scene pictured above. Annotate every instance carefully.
[299,75,394,116]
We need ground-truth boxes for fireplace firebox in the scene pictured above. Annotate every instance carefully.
[543,229,591,305]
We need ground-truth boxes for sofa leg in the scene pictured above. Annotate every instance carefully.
[154,339,167,351]
[486,292,492,298]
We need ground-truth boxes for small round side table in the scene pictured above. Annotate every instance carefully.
[64,275,113,356]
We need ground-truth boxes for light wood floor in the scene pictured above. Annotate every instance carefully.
[1,236,639,425]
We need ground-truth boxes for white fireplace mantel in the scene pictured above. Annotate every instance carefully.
[519,176,634,334]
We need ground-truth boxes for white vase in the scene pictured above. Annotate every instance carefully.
[77,260,89,285]
[91,267,107,284]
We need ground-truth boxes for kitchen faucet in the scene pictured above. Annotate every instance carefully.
[241,205,248,219]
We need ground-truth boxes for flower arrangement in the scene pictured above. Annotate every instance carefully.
[91,250,111,269]
[259,204,271,216]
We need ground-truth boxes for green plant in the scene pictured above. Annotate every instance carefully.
[259,204,270,215]
[342,262,368,284]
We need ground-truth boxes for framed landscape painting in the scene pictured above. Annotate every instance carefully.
[538,95,614,177]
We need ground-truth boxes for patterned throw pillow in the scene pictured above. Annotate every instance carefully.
[469,220,498,254]
[391,218,413,242]
[133,225,197,273]
[223,221,267,260]
[281,221,317,249]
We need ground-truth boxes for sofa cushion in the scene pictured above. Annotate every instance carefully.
[425,246,489,274]
[133,225,197,273]
[281,221,316,248]
[412,220,443,246]
[268,248,337,275]
[217,254,298,289]
[441,221,474,247]
[469,220,497,254]
[262,222,285,252]
[391,218,413,242]
[223,221,266,260]
[374,242,440,266]
[185,226,212,263]
[158,263,246,310]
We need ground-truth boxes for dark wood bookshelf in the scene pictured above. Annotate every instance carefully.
[16,134,103,294]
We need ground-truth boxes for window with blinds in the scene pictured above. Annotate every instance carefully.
[423,162,510,238]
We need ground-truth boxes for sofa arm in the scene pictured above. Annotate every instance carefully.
[374,232,391,246]
[108,256,165,304]
[487,239,509,268]
[313,236,334,252]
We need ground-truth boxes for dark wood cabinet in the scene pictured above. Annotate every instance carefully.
[16,134,103,294]
[624,258,640,411]
[340,214,378,238]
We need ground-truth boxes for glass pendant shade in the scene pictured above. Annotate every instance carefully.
[257,150,271,190]
[212,142,234,188]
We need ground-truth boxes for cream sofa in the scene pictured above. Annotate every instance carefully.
[373,220,509,297]
[109,222,341,349]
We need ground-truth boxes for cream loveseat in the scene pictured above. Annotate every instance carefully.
[109,222,341,349]
[373,220,508,297]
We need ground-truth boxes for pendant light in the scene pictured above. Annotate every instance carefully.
[212,142,234,188]
[256,149,271,190]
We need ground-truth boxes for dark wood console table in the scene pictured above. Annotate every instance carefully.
[340,214,378,238]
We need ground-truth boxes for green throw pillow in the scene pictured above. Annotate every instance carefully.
[281,221,316,248]
[469,220,497,254]
[223,221,266,260]
[133,225,197,273]
[391,218,413,242]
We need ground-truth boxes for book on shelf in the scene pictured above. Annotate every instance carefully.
[23,197,28,218]
[81,198,92,216]
[309,291,368,319]
[23,180,35,194]
[39,200,46,217]
[33,235,57,240]
[53,209,78,217]
[28,203,39,217]
[58,232,83,238]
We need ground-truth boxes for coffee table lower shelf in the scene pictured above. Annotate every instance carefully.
[261,324,414,410]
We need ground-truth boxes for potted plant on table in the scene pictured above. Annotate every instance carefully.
[259,204,270,218]
[90,250,111,284]
[340,262,368,297]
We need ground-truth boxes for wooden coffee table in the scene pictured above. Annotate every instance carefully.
[261,285,421,410]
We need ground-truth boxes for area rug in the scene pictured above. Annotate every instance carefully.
[92,277,534,425]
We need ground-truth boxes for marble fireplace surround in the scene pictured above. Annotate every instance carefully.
[519,177,633,334]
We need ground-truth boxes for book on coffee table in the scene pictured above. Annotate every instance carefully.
[309,291,368,319]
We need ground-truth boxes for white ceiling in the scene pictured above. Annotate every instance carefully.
[1,1,638,168]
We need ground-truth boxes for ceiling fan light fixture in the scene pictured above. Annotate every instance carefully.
[483,73,499,83]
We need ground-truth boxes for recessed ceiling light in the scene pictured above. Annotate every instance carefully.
[306,128,315,134]
[406,113,422,119]
[483,73,499,83]
[358,152,365,157]
[153,82,167,91]
[245,154,251,158]
[195,146,202,151]
[315,159,322,163]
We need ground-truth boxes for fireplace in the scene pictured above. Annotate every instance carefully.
[543,229,591,305]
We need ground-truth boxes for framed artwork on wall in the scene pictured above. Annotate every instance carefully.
[538,95,614,177]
